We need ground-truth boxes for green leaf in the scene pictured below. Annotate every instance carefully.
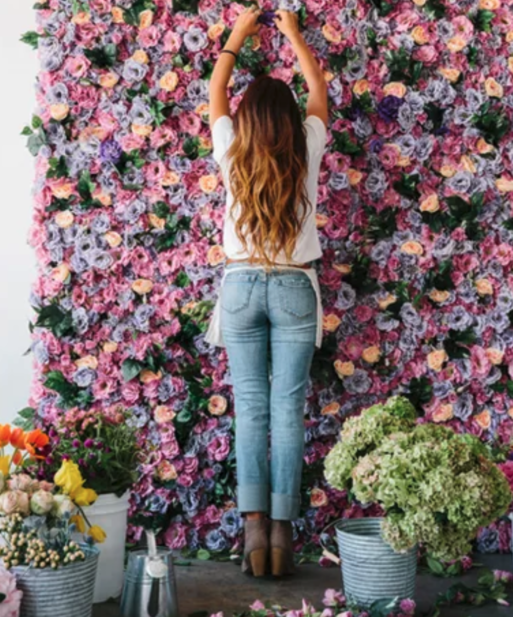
[424,103,446,133]
[472,9,495,33]
[393,173,421,200]
[27,130,47,156]
[175,272,191,288]
[196,549,210,560]
[176,409,192,423]
[34,304,74,337]
[423,0,446,18]
[153,201,170,218]
[332,130,364,156]
[20,31,41,49]
[84,44,118,69]
[21,126,33,136]
[427,555,446,576]
[121,359,143,382]
[46,156,69,179]
[13,407,36,431]
[32,115,43,129]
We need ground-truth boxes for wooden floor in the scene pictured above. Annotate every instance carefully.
[94,554,513,617]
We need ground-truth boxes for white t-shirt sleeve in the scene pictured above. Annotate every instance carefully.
[304,115,328,159]
[211,115,235,165]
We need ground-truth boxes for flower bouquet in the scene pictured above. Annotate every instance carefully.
[323,396,513,607]
[0,424,104,617]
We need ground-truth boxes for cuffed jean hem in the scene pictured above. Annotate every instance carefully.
[270,492,300,521]
[237,484,269,513]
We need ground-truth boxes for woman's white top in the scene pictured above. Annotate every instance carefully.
[211,114,328,264]
[205,114,328,350]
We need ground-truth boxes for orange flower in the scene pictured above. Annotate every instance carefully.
[10,428,26,450]
[24,429,50,458]
[0,425,11,448]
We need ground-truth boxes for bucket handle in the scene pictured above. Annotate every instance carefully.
[319,518,343,566]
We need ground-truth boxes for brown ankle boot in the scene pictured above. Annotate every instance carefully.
[242,518,269,577]
[270,520,295,576]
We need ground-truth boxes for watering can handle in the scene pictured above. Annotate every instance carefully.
[319,519,343,566]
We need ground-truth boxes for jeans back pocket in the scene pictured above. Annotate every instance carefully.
[274,273,316,319]
[221,272,258,314]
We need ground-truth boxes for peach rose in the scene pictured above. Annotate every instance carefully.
[347,169,363,185]
[460,155,476,174]
[378,293,397,309]
[154,405,176,424]
[429,289,450,303]
[383,82,407,98]
[475,278,493,296]
[476,138,494,154]
[485,77,503,98]
[55,211,74,228]
[158,461,177,481]
[315,213,329,228]
[99,71,120,88]
[75,355,98,370]
[139,9,153,28]
[323,314,341,332]
[486,347,504,365]
[132,279,154,294]
[140,369,162,383]
[427,349,448,371]
[52,263,70,283]
[94,191,112,207]
[508,407,513,420]
[412,25,429,45]
[131,124,152,137]
[496,177,513,192]
[322,24,342,43]
[0,490,30,516]
[51,182,74,199]
[112,7,124,23]
[50,103,70,121]
[199,174,218,193]
[310,488,328,507]
[447,36,467,52]
[105,231,122,247]
[439,67,461,82]
[432,404,454,423]
[334,360,355,377]
[440,164,457,178]
[321,402,340,416]
[362,345,381,363]
[413,0,427,5]
[161,170,180,186]
[479,0,500,9]
[420,194,439,213]
[474,409,491,429]
[353,80,370,95]
[103,341,118,353]
[207,245,225,266]
[148,213,166,230]
[333,263,352,274]
[208,23,225,40]
[509,57,513,73]
[208,395,228,416]
[160,71,179,92]
[401,241,424,255]
[132,50,149,64]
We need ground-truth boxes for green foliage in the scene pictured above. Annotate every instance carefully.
[343,253,380,294]
[405,376,433,408]
[393,173,421,200]
[473,102,511,146]
[386,49,423,85]
[443,327,477,359]
[310,334,344,390]
[235,43,266,77]
[83,44,118,69]
[422,0,446,18]
[364,205,397,241]
[20,31,41,49]
[32,304,74,337]
[77,170,102,210]
[43,371,93,409]
[171,0,199,14]
[122,345,167,381]
[424,103,446,133]
[332,130,364,156]
[13,407,36,431]
[423,259,453,292]
[46,156,69,179]
[122,0,157,25]
[471,9,495,33]
[153,210,191,253]
[368,0,393,16]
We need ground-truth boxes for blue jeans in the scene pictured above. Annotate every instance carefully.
[220,262,317,520]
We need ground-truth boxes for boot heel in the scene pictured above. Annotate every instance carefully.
[249,548,268,577]
[271,547,287,577]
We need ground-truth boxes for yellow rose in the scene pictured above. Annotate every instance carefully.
[208,23,225,41]
[429,289,450,303]
[353,80,370,96]
[322,24,342,44]
[321,402,340,416]
[132,279,154,294]
[70,514,86,533]
[105,231,122,248]
[447,36,467,52]
[412,0,427,5]
[334,360,355,377]
[75,355,98,370]
[383,82,407,98]
[378,293,397,309]
[52,263,70,283]
[347,169,363,185]
[99,72,120,88]
[199,174,218,193]
[72,486,98,507]
[54,460,84,496]
[0,456,10,477]
[496,177,513,192]
[433,404,453,423]
[131,124,152,137]
[400,241,424,256]
[475,278,493,295]
[160,71,179,92]
[362,345,381,363]
[323,314,341,332]
[485,77,503,98]
[439,67,461,83]
[55,211,74,229]
[208,395,228,416]
[207,245,225,266]
[474,409,491,429]
[50,103,70,121]
[132,49,149,64]
[427,349,448,371]
[412,25,429,45]
[139,9,153,29]
[333,263,352,274]
[88,525,107,543]
[316,213,329,228]
[486,347,504,365]
[419,194,439,213]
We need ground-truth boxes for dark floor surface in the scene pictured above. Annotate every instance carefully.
[93,554,513,617]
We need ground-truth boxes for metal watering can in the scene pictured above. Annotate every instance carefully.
[121,530,179,617]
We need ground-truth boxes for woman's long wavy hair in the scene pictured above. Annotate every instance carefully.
[226,75,311,266]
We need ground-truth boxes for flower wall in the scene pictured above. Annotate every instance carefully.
[25,0,513,554]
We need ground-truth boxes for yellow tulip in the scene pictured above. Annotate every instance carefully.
[70,514,86,533]
[72,487,98,507]
[0,456,10,477]
[54,460,84,496]
[88,525,107,543]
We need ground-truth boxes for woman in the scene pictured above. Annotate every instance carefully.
[206,5,328,577]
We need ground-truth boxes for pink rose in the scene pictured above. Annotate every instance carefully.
[0,491,30,516]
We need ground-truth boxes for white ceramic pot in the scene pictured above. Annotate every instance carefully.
[76,491,130,603]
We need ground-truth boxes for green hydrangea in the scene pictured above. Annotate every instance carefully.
[351,424,512,561]
[324,395,417,492]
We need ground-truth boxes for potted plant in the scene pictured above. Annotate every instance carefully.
[324,396,513,608]
[0,424,104,617]
[40,407,139,603]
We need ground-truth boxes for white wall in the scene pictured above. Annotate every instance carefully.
[0,3,39,423]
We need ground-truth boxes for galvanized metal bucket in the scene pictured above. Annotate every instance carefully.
[12,544,99,617]
[121,547,179,617]
[336,517,417,608]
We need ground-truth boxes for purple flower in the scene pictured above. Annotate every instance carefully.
[84,438,95,448]
[377,95,404,122]
[72,439,80,448]
[399,598,416,615]
[257,11,278,27]
[100,139,123,164]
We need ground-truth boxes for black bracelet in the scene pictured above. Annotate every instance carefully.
[221,49,238,60]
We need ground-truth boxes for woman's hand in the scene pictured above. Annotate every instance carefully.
[273,10,300,40]
[232,5,262,42]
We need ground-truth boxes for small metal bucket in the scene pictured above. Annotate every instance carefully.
[336,517,417,608]
[12,544,99,617]
[121,547,179,617]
